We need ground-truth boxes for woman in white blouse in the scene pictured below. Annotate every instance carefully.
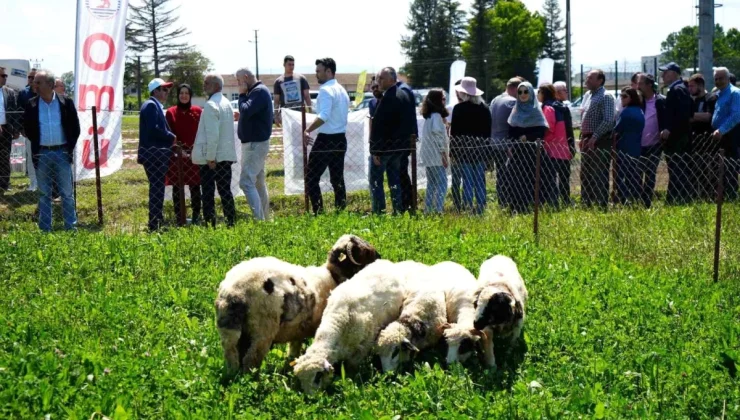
[420,89,450,213]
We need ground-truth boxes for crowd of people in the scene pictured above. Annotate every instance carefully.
[2,57,740,232]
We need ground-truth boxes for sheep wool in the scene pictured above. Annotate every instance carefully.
[214,235,380,373]
[293,260,428,394]
[472,255,528,369]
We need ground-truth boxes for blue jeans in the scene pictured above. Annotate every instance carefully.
[424,166,447,214]
[369,154,403,214]
[461,162,486,214]
[451,163,463,212]
[37,148,76,231]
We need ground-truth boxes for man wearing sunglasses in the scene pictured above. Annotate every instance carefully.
[0,66,22,194]
[138,77,176,231]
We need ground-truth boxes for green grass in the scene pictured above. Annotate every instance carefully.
[1,206,739,418]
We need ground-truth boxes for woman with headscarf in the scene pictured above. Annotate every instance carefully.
[165,84,203,226]
[507,81,549,213]
[450,77,492,215]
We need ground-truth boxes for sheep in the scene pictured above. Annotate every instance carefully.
[472,255,528,370]
[376,261,481,372]
[292,259,429,394]
[214,235,380,373]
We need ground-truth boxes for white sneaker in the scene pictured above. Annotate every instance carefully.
[27,184,37,192]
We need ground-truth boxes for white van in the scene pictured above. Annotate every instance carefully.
[0,59,31,90]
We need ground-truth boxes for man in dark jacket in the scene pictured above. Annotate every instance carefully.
[22,70,81,231]
[396,80,418,212]
[138,77,175,231]
[236,67,273,221]
[659,62,695,204]
[369,67,415,214]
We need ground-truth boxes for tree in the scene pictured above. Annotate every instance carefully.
[461,0,495,92]
[540,0,567,82]
[61,71,75,98]
[489,0,547,84]
[660,24,735,71]
[401,0,466,88]
[127,0,190,77]
[166,49,213,101]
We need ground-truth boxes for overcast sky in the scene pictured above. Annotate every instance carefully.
[3,0,740,77]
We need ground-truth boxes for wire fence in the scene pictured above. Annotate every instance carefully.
[1,107,738,280]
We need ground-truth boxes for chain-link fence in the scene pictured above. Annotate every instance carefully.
[1,106,738,279]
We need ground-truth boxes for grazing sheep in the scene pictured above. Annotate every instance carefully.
[375,282,447,372]
[377,261,482,372]
[472,255,528,370]
[214,235,380,373]
[292,260,428,393]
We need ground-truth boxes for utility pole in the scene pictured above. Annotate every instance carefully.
[136,56,143,110]
[565,0,572,100]
[254,30,260,79]
[30,58,44,70]
[698,0,719,91]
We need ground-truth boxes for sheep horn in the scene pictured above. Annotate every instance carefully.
[470,329,487,340]
[346,241,361,266]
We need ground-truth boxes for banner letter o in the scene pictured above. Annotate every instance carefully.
[83,33,115,71]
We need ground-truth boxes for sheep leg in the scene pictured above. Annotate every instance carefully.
[218,328,242,372]
[241,333,275,372]
[481,332,497,370]
[286,340,303,361]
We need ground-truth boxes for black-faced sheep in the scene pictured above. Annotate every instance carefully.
[292,260,428,394]
[214,235,380,373]
[472,255,528,370]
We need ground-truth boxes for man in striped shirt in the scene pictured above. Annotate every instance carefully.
[579,69,615,207]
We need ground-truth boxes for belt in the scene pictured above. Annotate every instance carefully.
[39,144,67,151]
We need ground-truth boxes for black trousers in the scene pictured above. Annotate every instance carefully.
[666,153,694,205]
[581,148,610,208]
[0,128,11,191]
[306,133,347,214]
[200,162,235,226]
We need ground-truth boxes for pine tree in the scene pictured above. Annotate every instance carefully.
[541,0,567,82]
[401,0,465,88]
[127,0,190,77]
[461,0,496,90]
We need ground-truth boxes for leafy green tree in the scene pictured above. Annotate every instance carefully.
[489,0,547,84]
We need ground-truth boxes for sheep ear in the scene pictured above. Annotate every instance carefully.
[337,252,347,262]
[289,359,298,367]
[402,338,420,353]
[440,323,452,331]
[470,329,487,340]
[322,359,333,372]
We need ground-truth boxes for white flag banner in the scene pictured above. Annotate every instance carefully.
[448,60,467,108]
[73,0,128,180]
[281,108,430,196]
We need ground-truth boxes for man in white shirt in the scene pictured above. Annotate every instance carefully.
[192,74,238,227]
[303,57,350,214]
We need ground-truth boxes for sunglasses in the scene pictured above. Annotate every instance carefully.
[518,89,529,95]
[28,76,35,80]
[620,94,628,98]
[0,75,7,79]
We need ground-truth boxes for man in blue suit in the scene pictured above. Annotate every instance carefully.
[138,78,175,231]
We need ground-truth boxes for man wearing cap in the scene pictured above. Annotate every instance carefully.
[659,62,694,204]
[712,67,740,200]
[138,77,176,231]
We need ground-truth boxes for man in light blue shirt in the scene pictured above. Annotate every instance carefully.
[303,57,350,214]
[712,67,740,199]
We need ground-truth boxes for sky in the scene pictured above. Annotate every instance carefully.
[2,0,740,78]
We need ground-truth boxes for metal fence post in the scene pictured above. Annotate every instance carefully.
[615,60,619,94]
[713,150,725,282]
[534,141,542,240]
[410,134,418,215]
[301,105,309,214]
[580,64,584,98]
[175,142,186,226]
[91,106,104,226]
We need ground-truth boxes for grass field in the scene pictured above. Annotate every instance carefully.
[1,205,739,418]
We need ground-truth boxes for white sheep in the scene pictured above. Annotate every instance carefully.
[472,255,528,370]
[214,235,380,373]
[376,261,481,372]
[292,259,428,393]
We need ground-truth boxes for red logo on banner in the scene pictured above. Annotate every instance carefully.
[86,0,121,20]
[81,126,110,169]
